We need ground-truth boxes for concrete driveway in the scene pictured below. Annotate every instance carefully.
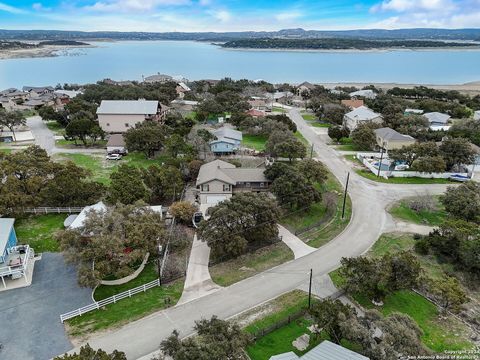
[0,253,92,360]
[69,108,451,360]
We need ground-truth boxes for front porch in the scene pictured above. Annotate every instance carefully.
[0,245,36,290]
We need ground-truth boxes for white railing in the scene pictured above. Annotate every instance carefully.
[59,278,161,323]
[22,206,84,214]
[0,245,33,278]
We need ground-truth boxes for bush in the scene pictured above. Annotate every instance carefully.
[169,201,197,224]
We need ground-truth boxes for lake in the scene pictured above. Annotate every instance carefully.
[1,40,480,88]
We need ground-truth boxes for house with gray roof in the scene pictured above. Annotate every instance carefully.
[196,159,270,205]
[374,127,415,151]
[143,73,173,83]
[209,127,243,155]
[343,106,383,131]
[270,340,369,360]
[97,99,169,133]
[423,112,450,125]
[349,89,377,99]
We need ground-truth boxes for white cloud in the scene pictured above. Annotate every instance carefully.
[85,0,191,13]
[0,2,26,14]
[372,0,454,12]
[275,11,303,22]
[210,10,231,22]
[32,3,51,11]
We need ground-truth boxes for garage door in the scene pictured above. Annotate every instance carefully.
[206,195,228,204]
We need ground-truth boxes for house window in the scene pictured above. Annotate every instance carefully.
[246,182,251,187]
[260,182,264,187]
[223,184,231,192]
[202,184,209,192]
[125,123,129,127]
[106,123,110,126]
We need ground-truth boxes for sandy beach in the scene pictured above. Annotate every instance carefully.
[319,81,480,95]
[0,44,95,60]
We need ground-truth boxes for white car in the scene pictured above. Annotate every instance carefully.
[106,153,122,161]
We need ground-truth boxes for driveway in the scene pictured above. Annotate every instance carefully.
[68,108,451,360]
[177,234,221,305]
[0,253,92,360]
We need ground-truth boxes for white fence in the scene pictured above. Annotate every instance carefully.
[22,207,84,214]
[60,278,160,323]
[357,153,469,179]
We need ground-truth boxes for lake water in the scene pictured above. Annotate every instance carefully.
[1,40,480,88]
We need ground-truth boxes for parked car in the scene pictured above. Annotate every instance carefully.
[106,153,122,161]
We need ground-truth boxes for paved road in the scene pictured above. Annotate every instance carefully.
[66,108,450,360]
[26,116,104,155]
[0,253,92,360]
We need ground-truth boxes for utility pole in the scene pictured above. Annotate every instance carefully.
[308,268,313,309]
[157,243,163,286]
[341,172,350,219]
[377,145,385,178]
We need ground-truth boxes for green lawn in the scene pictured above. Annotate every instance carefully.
[389,198,446,226]
[45,121,65,135]
[54,152,158,184]
[335,144,358,151]
[272,106,287,113]
[94,262,160,300]
[309,122,331,128]
[66,278,184,339]
[0,148,12,153]
[210,242,294,287]
[244,290,325,360]
[355,169,453,184]
[14,214,66,252]
[329,232,474,353]
[301,114,316,121]
[281,175,352,248]
[55,139,107,148]
[242,134,268,151]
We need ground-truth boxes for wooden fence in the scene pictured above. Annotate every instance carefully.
[21,207,84,214]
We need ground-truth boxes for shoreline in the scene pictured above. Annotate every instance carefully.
[0,44,96,60]
[218,45,480,53]
[318,81,480,94]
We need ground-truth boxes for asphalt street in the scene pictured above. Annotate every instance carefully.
[64,108,451,360]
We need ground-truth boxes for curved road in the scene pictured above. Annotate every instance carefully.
[67,108,450,359]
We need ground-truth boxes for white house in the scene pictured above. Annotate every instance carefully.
[423,112,451,131]
[97,100,168,133]
[474,110,480,121]
[349,89,377,99]
[269,340,369,360]
[343,106,383,131]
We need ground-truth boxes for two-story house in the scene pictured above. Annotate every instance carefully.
[97,99,170,133]
[343,106,383,131]
[196,160,270,205]
[209,127,243,155]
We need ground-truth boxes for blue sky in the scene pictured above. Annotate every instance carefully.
[0,0,479,31]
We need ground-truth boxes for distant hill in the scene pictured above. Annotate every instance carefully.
[0,28,480,42]
[221,38,480,50]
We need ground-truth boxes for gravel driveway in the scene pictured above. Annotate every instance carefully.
[0,253,92,360]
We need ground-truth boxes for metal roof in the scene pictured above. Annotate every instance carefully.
[0,218,15,254]
[97,100,159,115]
[213,127,243,141]
[424,112,450,124]
[345,106,381,121]
[374,127,414,142]
[302,341,369,360]
[270,352,299,360]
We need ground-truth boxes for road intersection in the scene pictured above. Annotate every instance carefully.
[65,108,451,359]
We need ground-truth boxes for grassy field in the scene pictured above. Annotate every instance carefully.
[301,114,316,121]
[14,214,66,252]
[335,144,358,151]
[243,290,325,360]
[355,169,453,184]
[389,197,446,226]
[329,232,474,353]
[281,175,352,248]
[272,106,287,113]
[67,277,184,339]
[45,121,65,135]
[242,134,268,151]
[55,139,108,148]
[54,152,158,184]
[209,242,294,287]
[309,122,331,128]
